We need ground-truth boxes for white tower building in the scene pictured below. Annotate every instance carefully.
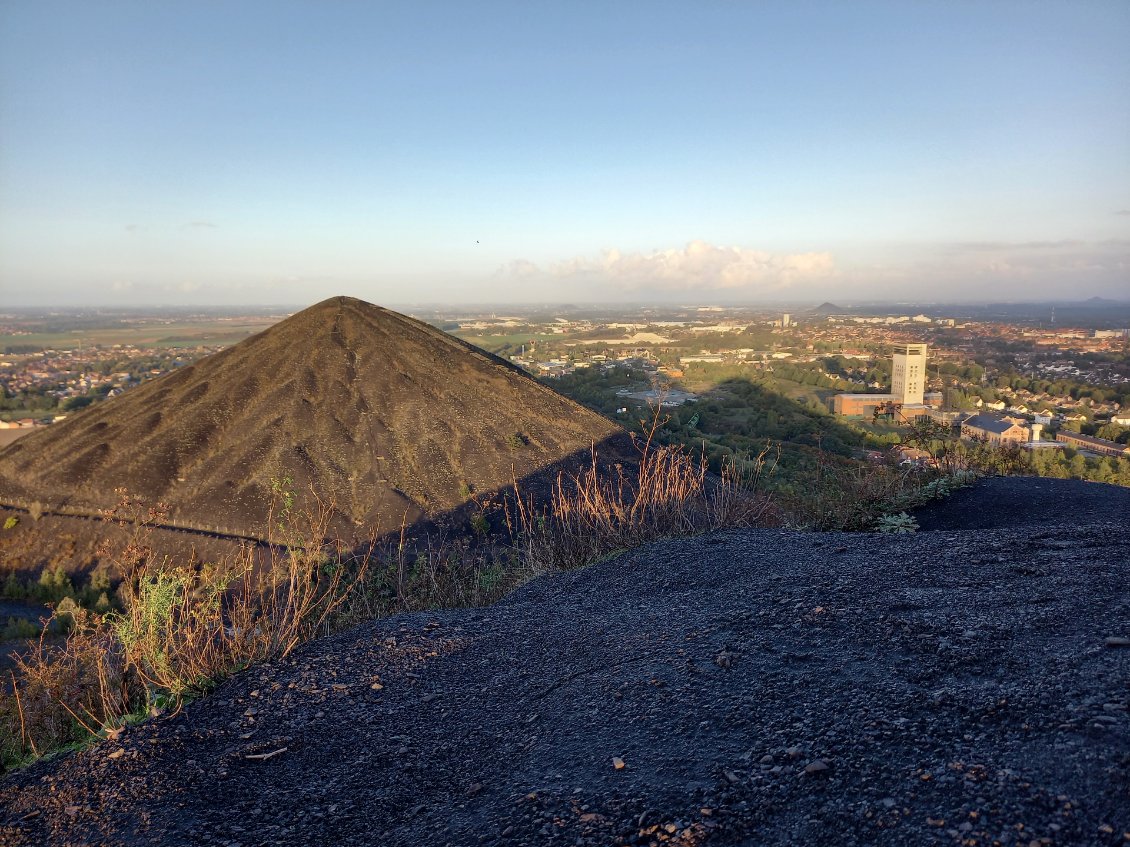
[891,344,927,405]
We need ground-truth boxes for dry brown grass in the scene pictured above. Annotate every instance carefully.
[507,416,778,574]
[1,487,369,768]
[332,529,525,628]
[5,607,130,761]
[107,487,371,697]
[0,429,778,770]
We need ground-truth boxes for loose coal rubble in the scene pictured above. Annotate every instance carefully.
[2,478,1128,847]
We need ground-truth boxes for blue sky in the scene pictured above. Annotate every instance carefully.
[1,1,1127,306]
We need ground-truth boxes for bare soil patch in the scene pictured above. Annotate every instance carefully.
[0,430,33,450]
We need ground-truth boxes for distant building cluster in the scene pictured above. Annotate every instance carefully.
[833,344,939,417]
[831,341,1129,458]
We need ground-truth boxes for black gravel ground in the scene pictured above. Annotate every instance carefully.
[914,476,1130,531]
[1,478,1128,847]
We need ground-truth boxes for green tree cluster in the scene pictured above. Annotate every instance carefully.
[1027,448,1130,485]
[2,566,115,611]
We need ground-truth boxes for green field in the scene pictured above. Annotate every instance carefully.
[0,319,280,352]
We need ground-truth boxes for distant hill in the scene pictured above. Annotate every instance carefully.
[0,296,626,543]
[807,301,843,315]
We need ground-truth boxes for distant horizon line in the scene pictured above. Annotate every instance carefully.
[3,297,1130,312]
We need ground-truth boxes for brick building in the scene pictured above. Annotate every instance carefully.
[1055,430,1130,458]
[960,414,1030,444]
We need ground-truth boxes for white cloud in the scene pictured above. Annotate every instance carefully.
[164,281,203,293]
[502,258,541,279]
[506,241,836,293]
[937,239,1130,278]
[823,239,1130,301]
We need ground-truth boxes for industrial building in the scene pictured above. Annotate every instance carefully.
[832,344,938,418]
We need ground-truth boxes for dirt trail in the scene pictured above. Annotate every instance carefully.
[1,478,1128,846]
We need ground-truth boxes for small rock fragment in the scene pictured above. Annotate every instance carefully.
[612,756,626,770]
[804,760,830,775]
[244,747,288,761]
[1104,637,1130,648]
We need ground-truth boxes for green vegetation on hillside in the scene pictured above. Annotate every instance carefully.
[551,361,1130,493]
[1027,446,1130,485]
[2,566,114,612]
[550,363,896,487]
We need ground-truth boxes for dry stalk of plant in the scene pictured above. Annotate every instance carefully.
[508,408,776,572]
[1,484,374,766]
[1,432,774,767]
[4,606,132,760]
